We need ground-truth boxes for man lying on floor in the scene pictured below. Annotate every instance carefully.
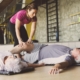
[21,43,80,74]
[0,42,80,74]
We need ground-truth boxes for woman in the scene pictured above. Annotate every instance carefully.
[8,2,38,46]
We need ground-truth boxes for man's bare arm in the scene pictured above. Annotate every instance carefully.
[55,61,69,69]
[27,63,45,67]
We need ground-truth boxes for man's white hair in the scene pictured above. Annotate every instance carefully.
[4,58,24,73]
[75,55,80,64]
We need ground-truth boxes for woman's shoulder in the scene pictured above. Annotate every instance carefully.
[15,10,26,18]
[17,10,26,14]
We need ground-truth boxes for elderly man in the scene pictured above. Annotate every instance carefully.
[1,42,80,74]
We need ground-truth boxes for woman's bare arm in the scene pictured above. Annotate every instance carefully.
[15,19,22,42]
[28,22,36,42]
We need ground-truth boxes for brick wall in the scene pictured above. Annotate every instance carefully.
[35,0,80,42]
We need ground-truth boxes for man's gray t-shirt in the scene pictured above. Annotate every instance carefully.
[39,45,75,65]
[22,43,75,65]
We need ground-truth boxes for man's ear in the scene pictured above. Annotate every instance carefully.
[4,56,8,64]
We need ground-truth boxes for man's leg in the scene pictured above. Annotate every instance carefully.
[9,44,28,54]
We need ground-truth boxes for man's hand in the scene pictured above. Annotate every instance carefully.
[50,61,69,74]
[50,66,63,74]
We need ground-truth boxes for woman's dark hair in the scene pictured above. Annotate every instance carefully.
[22,1,38,10]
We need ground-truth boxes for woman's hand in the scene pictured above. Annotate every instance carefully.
[18,40,25,47]
[27,39,33,43]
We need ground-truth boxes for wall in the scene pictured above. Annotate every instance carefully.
[58,0,80,42]
[35,5,47,42]
[35,0,80,42]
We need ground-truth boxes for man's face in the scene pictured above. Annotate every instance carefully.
[72,48,80,56]
[72,48,80,63]
[5,54,21,65]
